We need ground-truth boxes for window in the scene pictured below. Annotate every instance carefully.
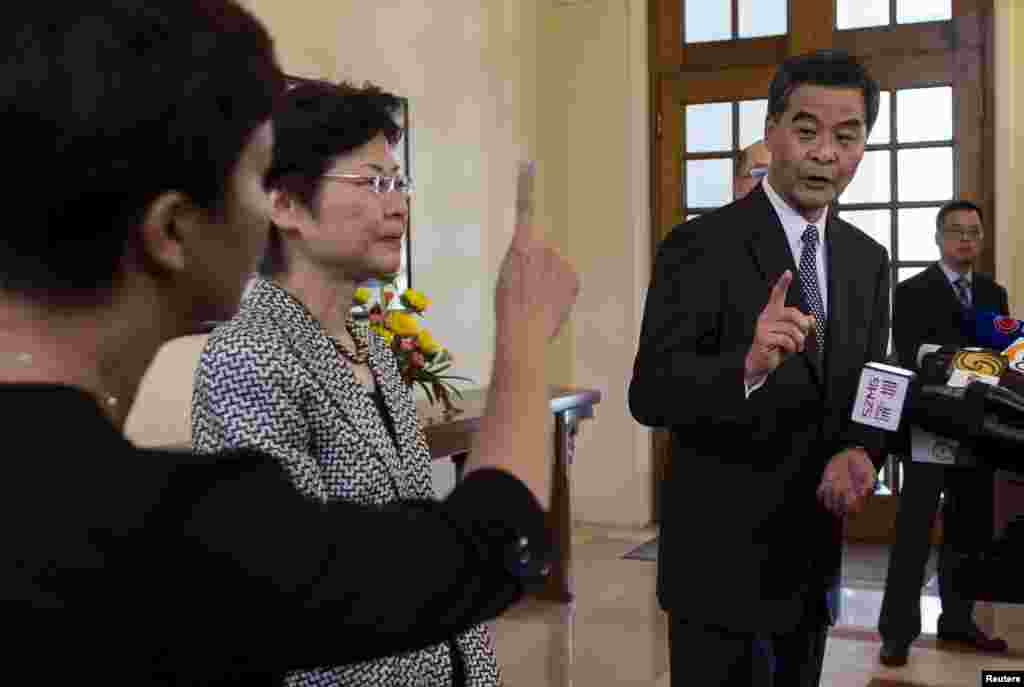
[836,86,954,294]
[681,98,769,213]
[836,0,952,30]
[684,0,787,43]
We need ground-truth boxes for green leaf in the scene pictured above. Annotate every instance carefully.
[418,380,435,404]
[437,374,474,383]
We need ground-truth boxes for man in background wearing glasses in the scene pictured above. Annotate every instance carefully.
[733,139,772,201]
[878,199,1010,667]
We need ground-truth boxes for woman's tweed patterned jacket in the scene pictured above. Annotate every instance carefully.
[191,278,500,687]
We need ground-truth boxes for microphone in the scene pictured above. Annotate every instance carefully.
[964,310,1024,350]
[915,344,957,384]
[902,382,1024,470]
[849,362,916,432]
[1000,338,1024,395]
[909,383,985,433]
[1003,337,1024,372]
[913,344,1024,426]
[914,343,1007,387]
[851,359,1024,470]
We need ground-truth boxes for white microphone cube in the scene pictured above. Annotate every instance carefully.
[851,362,916,432]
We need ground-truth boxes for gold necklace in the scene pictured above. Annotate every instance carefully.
[3,352,118,408]
[331,316,369,365]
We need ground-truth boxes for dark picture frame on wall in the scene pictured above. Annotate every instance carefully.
[283,75,414,307]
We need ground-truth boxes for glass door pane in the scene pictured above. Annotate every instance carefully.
[686,159,733,207]
[898,265,929,283]
[897,87,952,143]
[841,150,892,204]
[738,0,787,38]
[898,148,953,202]
[739,99,769,149]
[686,103,733,152]
[897,208,943,262]
[897,0,951,24]
[836,0,888,30]
[841,210,891,256]
[868,91,892,145]
[684,0,730,42]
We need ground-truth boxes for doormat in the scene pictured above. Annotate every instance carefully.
[622,537,658,561]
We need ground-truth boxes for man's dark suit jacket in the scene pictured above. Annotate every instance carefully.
[889,262,1008,459]
[893,262,1009,370]
[629,185,891,635]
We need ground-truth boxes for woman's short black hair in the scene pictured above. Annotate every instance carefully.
[259,80,403,277]
[0,1,284,303]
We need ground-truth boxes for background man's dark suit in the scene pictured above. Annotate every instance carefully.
[890,263,1008,374]
[878,262,1009,649]
[630,185,890,683]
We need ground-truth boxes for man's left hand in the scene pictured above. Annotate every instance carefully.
[817,447,876,517]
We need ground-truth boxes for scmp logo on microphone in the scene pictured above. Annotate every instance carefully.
[851,363,914,432]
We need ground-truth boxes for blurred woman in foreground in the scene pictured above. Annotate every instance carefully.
[1,1,578,683]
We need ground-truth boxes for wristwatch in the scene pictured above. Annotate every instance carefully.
[505,534,552,581]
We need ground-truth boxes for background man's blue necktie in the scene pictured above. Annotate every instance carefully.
[954,276,971,309]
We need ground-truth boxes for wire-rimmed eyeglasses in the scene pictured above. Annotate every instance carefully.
[941,228,984,242]
[322,174,413,196]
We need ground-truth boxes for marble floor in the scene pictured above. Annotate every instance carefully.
[490,524,1024,686]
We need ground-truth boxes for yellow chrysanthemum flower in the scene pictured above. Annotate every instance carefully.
[385,311,420,337]
[353,287,372,306]
[368,323,394,345]
[400,288,431,313]
[416,329,443,355]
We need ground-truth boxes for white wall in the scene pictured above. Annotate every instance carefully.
[541,0,653,525]
[995,0,1023,312]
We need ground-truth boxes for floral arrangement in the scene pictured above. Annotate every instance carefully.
[354,283,473,414]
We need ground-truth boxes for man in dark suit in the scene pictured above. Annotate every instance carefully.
[630,50,891,686]
[878,200,1010,667]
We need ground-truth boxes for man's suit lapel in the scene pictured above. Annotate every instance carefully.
[823,217,855,389]
[744,187,824,387]
[972,273,1003,314]
[923,263,963,314]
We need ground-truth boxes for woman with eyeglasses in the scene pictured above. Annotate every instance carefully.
[6,0,585,681]
[191,80,502,687]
